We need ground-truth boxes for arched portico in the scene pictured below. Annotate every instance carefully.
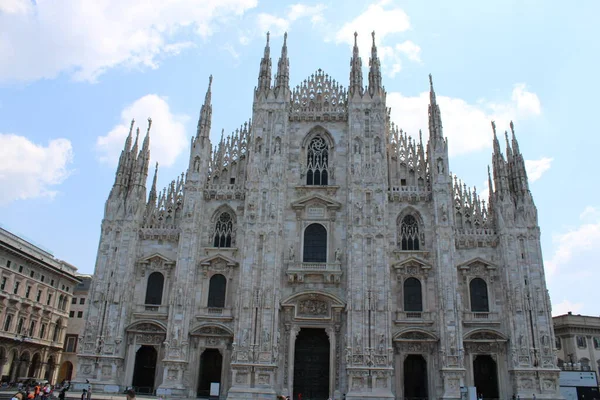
[278,291,345,400]
[124,321,167,394]
[186,324,233,399]
[463,329,508,400]
[392,329,439,399]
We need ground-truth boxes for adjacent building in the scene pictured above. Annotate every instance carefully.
[0,227,80,383]
[77,33,561,400]
[554,313,600,375]
[58,274,92,383]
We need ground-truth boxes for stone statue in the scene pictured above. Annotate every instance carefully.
[378,334,385,354]
[289,246,295,261]
[335,248,341,261]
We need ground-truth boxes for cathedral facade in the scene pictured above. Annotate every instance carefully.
[76,33,561,400]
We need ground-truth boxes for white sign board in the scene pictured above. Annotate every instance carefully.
[559,371,598,387]
[307,207,325,219]
[210,382,220,396]
[560,386,578,400]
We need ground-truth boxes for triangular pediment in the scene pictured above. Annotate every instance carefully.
[138,253,175,265]
[291,194,342,210]
[457,257,496,271]
[392,255,432,270]
[198,253,238,267]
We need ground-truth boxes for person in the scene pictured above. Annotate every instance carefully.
[11,391,23,400]
[80,389,87,400]
[126,389,136,400]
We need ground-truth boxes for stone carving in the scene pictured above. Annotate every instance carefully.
[197,326,230,336]
[400,331,430,340]
[290,69,348,121]
[297,299,328,316]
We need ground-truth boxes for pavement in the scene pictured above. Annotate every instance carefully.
[0,391,215,400]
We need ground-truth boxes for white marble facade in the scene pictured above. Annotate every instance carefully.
[76,33,561,400]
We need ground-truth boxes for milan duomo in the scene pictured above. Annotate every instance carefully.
[76,32,561,400]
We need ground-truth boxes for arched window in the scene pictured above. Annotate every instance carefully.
[469,278,489,312]
[145,272,164,305]
[213,212,233,248]
[306,136,329,185]
[207,274,226,308]
[303,224,327,262]
[400,215,420,250]
[403,278,423,312]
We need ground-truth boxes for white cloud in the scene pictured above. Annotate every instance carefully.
[96,95,189,168]
[0,0,258,83]
[334,1,419,77]
[257,14,290,38]
[545,207,600,277]
[525,157,553,182]
[256,3,327,38]
[0,0,32,14]
[552,299,584,317]
[0,134,73,205]
[545,206,600,316]
[387,83,542,157]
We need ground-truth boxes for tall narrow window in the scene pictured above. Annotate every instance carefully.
[400,215,420,250]
[303,224,327,262]
[469,278,489,312]
[306,136,329,185]
[3,315,12,331]
[145,272,164,305]
[52,320,61,342]
[16,318,24,335]
[207,274,227,308]
[403,278,423,312]
[213,212,233,248]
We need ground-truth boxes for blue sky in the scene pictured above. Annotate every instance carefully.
[1,0,599,316]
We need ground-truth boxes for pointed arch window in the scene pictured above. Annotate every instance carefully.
[306,136,329,185]
[403,277,423,312]
[303,223,327,262]
[207,274,226,308]
[400,215,420,250]
[213,212,233,248]
[145,272,164,305]
[469,278,489,312]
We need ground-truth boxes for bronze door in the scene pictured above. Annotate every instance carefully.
[293,328,330,400]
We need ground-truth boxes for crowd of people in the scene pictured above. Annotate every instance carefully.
[9,380,70,400]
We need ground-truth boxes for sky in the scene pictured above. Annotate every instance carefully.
[1,0,599,317]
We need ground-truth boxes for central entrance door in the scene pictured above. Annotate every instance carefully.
[293,328,330,400]
[132,345,157,394]
[404,354,428,399]
[473,355,499,399]
[197,349,223,397]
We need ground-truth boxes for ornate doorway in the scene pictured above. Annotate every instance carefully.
[293,328,330,400]
[473,355,498,399]
[197,349,222,397]
[404,354,428,399]
[132,345,158,394]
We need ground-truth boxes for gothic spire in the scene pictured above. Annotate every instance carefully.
[367,31,382,96]
[349,32,363,97]
[509,121,530,193]
[257,32,272,93]
[196,75,213,142]
[275,32,289,94]
[428,74,443,142]
[124,119,134,152]
[148,162,158,206]
[510,121,521,154]
[131,127,140,158]
[491,120,509,196]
